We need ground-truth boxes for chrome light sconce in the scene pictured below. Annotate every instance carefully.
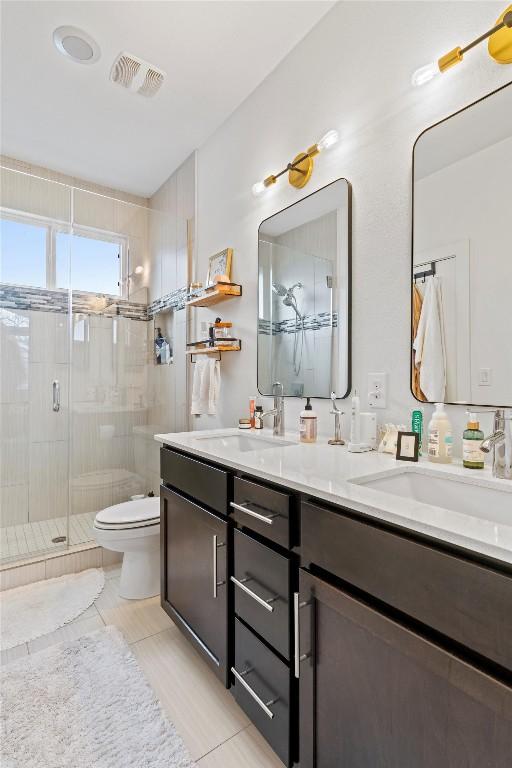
[412,4,512,86]
[252,129,339,196]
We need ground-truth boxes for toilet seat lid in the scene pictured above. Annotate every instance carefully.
[95,497,160,527]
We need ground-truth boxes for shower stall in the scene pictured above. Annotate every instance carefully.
[0,166,151,565]
[258,240,335,397]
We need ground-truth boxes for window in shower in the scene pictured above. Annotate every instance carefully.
[0,211,127,296]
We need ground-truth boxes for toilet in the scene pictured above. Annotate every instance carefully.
[93,496,160,600]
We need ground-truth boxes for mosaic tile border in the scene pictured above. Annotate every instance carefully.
[147,287,189,317]
[0,284,148,321]
[258,311,338,336]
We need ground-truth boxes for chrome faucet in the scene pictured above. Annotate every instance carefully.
[479,409,512,480]
[328,392,345,446]
[261,382,285,436]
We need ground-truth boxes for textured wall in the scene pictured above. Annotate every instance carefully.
[194,1,511,449]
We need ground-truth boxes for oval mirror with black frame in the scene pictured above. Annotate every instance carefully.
[258,178,351,399]
[411,82,512,408]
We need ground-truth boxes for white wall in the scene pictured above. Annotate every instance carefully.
[194,1,511,448]
[415,136,512,405]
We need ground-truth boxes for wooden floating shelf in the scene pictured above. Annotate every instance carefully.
[186,344,241,355]
[186,282,242,308]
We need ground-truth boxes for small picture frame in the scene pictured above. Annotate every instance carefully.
[396,431,419,462]
[206,248,232,287]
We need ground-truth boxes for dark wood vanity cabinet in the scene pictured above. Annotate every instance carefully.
[160,483,229,685]
[160,445,512,767]
[297,569,512,768]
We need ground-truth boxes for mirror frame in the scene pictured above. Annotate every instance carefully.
[410,81,512,408]
[257,177,352,399]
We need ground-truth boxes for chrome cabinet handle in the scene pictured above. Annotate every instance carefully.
[231,666,278,719]
[294,591,310,678]
[52,380,60,412]
[229,501,277,525]
[230,575,278,612]
[212,535,225,598]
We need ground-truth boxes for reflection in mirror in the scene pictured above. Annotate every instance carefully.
[412,83,512,407]
[258,179,351,398]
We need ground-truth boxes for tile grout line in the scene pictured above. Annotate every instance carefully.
[195,725,252,763]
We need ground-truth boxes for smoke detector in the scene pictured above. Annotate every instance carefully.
[110,52,165,98]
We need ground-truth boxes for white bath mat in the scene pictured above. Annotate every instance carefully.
[0,568,105,650]
[1,625,195,768]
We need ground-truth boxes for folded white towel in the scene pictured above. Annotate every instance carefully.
[191,357,221,415]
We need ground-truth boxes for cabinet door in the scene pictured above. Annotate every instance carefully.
[160,486,229,684]
[297,570,512,768]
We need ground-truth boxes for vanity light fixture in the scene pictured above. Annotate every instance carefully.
[412,4,512,86]
[252,129,339,196]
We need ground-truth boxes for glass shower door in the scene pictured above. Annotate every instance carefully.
[0,167,72,563]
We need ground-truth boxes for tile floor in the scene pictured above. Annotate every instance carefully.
[0,564,285,768]
[0,511,96,562]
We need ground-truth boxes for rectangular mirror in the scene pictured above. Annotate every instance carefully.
[258,179,351,398]
[411,83,512,407]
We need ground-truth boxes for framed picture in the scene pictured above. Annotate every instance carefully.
[396,431,419,462]
[206,248,232,287]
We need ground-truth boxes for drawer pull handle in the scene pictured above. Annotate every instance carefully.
[230,576,277,612]
[231,666,277,719]
[230,501,277,525]
[212,535,226,598]
[294,592,310,679]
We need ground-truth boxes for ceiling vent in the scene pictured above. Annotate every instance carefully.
[110,52,165,97]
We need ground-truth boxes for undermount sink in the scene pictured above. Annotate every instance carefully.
[193,433,296,453]
[351,470,512,526]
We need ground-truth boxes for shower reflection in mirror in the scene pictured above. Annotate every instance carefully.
[258,178,351,399]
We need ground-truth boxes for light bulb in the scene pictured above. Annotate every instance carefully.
[252,180,267,197]
[411,61,440,87]
[134,265,144,275]
[317,129,339,151]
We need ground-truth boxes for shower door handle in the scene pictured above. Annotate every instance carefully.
[52,380,60,412]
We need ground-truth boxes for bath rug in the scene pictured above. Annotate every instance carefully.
[0,625,195,768]
[0,568,105,650]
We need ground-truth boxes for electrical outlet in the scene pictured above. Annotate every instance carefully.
[368,372,387,409]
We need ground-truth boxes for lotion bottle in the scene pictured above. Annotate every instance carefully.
[427,403,453,463]
[300,398,317,443]
[462,414,484,469]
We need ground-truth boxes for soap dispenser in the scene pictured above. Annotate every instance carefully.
[463,414,484,469]
[300,398,317,443]
[427,403,453,463]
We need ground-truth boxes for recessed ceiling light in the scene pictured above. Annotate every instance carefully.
[53,26,100,64]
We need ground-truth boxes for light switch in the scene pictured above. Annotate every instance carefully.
[479,368,492,386]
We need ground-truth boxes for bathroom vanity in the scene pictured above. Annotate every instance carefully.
[157,429,512,767]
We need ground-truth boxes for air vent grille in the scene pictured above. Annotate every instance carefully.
[110,52,165,98]
[138,68,165,97]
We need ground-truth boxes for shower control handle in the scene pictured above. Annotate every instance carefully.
[52,380,60,412]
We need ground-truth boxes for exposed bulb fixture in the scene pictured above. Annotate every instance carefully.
[53,26,101,65]
[252,128,339,197]
[412,4,512,86]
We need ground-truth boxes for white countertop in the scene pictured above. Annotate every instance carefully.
[154,428,512,567]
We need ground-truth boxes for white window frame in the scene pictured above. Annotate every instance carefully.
[0,208,128,298]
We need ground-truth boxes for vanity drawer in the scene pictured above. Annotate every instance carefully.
[301,500,512,671]
[232,617,291,767]
[160,447,229,516]
[231,476,291,548]
[233,529,291,659]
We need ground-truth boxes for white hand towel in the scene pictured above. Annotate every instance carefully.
[191,357,221,415]
[208,360,221,415]
[413,276,446,402]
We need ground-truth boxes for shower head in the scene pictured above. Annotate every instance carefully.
[272,283,287,297]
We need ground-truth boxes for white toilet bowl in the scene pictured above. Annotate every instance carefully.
[93,497,160,600]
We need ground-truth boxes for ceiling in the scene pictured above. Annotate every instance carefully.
[0,1,334,197]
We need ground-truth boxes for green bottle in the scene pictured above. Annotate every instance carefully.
[463,414,484,469]
[411,409,423,456]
